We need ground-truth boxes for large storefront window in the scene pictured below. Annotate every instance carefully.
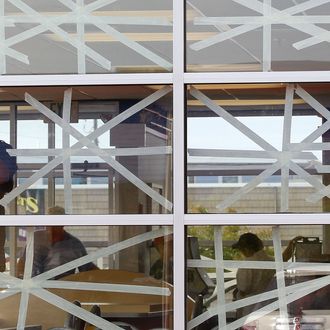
[0,225,175,329]
[187,83,330,214]
[186,0,330,72]
[0,85,173,215]
[2,0,173,74]
[186,224,330,329]
[1,0,330,329]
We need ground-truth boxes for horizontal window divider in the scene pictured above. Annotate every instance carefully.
[0,214,173,226]
[0,73,173,86]
[184,71,330,84]
[184,213,330,225]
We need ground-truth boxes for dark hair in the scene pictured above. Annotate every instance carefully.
[232,233,264,253]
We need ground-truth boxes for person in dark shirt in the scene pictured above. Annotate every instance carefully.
[17,206,97,279]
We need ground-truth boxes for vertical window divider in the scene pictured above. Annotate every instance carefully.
[173,0,186,329]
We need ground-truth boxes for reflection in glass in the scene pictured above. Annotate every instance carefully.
[3,1,173,74]
[186,225,330,330]
[0,225,174,329]
[0,85,173,215]
[187,83,330,214]
[186,0,330,72]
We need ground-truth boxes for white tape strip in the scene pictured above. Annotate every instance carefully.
[234,0,330,17]
[84,0,119,14]
[187,259,330,271]
[190,23,260,51]
[232,0,330,52]
[272,227,288,325]
[8,146,172,157]
[34,227,172,282]
[2,46,29,64]
[187,0,262,64]
[0,154,65,207]
[43,280,170,296]
[8,0,112,70]
[281,85,294,212]
[88,86,172,141]
[0,0,6,74]
[214,227,226,329]
[289,161,329,202]
[216,161,282,211]
[8,14,172,26]
[23,228,34,280]
[92,18,172,71]
[0,86,172,207]
[290,142,330,151]
[62,88,73,214]
[0,289,20,300]
[26,92,172,211]
[294,30,330,49]
[227,274,330,330]
[32,288,122,330]
[187,148,316,161]
[190,87,277,152]
[263,0,272,72]
[315,164,330,173]
[296,86,330,120]
[76,0,86,74]
[301,121,330,145]
[194,16,330,25]
[282,85,294,150]
[17,291,30,330]
[188,274,330,329]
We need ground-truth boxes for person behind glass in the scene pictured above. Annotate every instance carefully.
[150,234,173,283]
[17,206,97,279]
[232,232,301,318]
[0,141,17,272]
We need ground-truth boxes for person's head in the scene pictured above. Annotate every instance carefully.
[232,233,264,257]
[48,206,65,215]
[47,206,66,243]
[153,234,173,258]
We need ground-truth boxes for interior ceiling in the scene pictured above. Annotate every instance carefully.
[0,85,162,102]
[0,83,329,109]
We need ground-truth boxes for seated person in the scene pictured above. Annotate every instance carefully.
[232,233,301,317]
[150,234,173,283]
[17,206,97,279]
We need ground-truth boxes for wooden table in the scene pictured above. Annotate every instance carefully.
[0,269,194,329]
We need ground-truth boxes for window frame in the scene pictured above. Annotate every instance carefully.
[1,1,330,329]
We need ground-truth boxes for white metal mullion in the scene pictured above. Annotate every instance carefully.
[173,0,184,329]
[184,71,330,84]
[0,214,173,226]
[0,73,172,86]
[184,213,330,225]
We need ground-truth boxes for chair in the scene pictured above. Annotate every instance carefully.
[186,236,216,300]
[64,300,86,330]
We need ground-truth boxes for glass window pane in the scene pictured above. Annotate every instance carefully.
[186,224,330,329]
[4,0,172,74]
[0,85,172,215]
[0,225,173,329]
[186,0,330,72]
[187,83,330,213]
